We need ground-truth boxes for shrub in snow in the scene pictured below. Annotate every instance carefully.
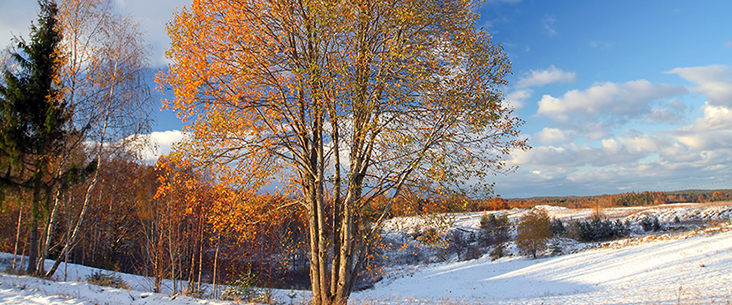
[569,217,630,242]
[447,230,468,260]
[420,227,442,246]
[479,212,510,246]
[222,270,259,302]
[489,245,505,261]
[516,208,552,258]
[550,218,566,237]
[86,270,130,289]
[640,215,662,232]
[463,245,485,261]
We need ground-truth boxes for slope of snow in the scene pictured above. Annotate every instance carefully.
[0,273,230,305]
[353,226,732,304]
[0,253,308,304]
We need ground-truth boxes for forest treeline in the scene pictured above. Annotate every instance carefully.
[0,152,311,294]
[500,189,731,210]
[1,150,728,293]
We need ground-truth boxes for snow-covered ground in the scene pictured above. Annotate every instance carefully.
[1,203,731,304]
[353,226,732,304]
[0,253,307,304]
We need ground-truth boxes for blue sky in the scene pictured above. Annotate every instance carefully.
[2,0,732,198]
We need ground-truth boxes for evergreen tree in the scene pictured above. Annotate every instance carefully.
[0,0,74,275]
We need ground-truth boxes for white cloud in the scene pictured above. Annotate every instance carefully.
[693,103,732,131]
[501,130,732,196]
[542,17,557,37]
[536,80,688,122]
[505,89,531,109]
[617,132,671,155]
[666,65,732,107]
[666,99,688,112]
[506,66,577,110]
[138,130,185,161]
[645,108,680,124]
[510,142,635,168]
[516,65,577,88]
[589,41,612,49]
[644,99,689,124]
[668,104,732,151]
[498,66,732,197]
[600,138,621,153]
[535,128,568,145]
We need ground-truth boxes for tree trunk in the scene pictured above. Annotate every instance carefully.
[196,216,204,294]
[27,179,43,275]
[39,188,62,275]
[213,236,220,299]
[45,152,101,278]
[11,201,23,271]
[27,219,39,275]
[154,225,163,293]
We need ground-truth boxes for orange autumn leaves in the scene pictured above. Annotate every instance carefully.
[153,156,299,242]
[159,0,526,201]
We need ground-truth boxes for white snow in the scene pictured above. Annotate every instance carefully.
[1,203,731,304]
[0,253,307,305]
[353,226,732,304]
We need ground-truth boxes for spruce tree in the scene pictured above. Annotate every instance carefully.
[0,0,71,275]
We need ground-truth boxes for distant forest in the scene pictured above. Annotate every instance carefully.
[498,189,732,210]
[362,189,732,219]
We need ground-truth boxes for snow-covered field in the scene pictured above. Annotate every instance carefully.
[1,203,731,304]
[353,226,732,304]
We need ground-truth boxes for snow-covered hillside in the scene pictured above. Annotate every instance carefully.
[353,225,732,304]
[1,203,731,304]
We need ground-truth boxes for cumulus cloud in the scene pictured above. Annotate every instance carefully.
[500,129,732,196]
[644,99,689,124]
[535,128,568,145]
[517,132,675,170]
[138,130,185,162]
[498,65,732,197]
[536,80,688,122]
[666,65,732,107]
[506,66,577,109]
[505,89,531,109]
[516,65,577,88]
[510,142,635,168]
[666,103,732,151]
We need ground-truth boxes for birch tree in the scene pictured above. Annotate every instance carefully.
[41,0,152,278]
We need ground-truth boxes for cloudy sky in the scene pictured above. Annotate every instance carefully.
[2,0,732,198]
